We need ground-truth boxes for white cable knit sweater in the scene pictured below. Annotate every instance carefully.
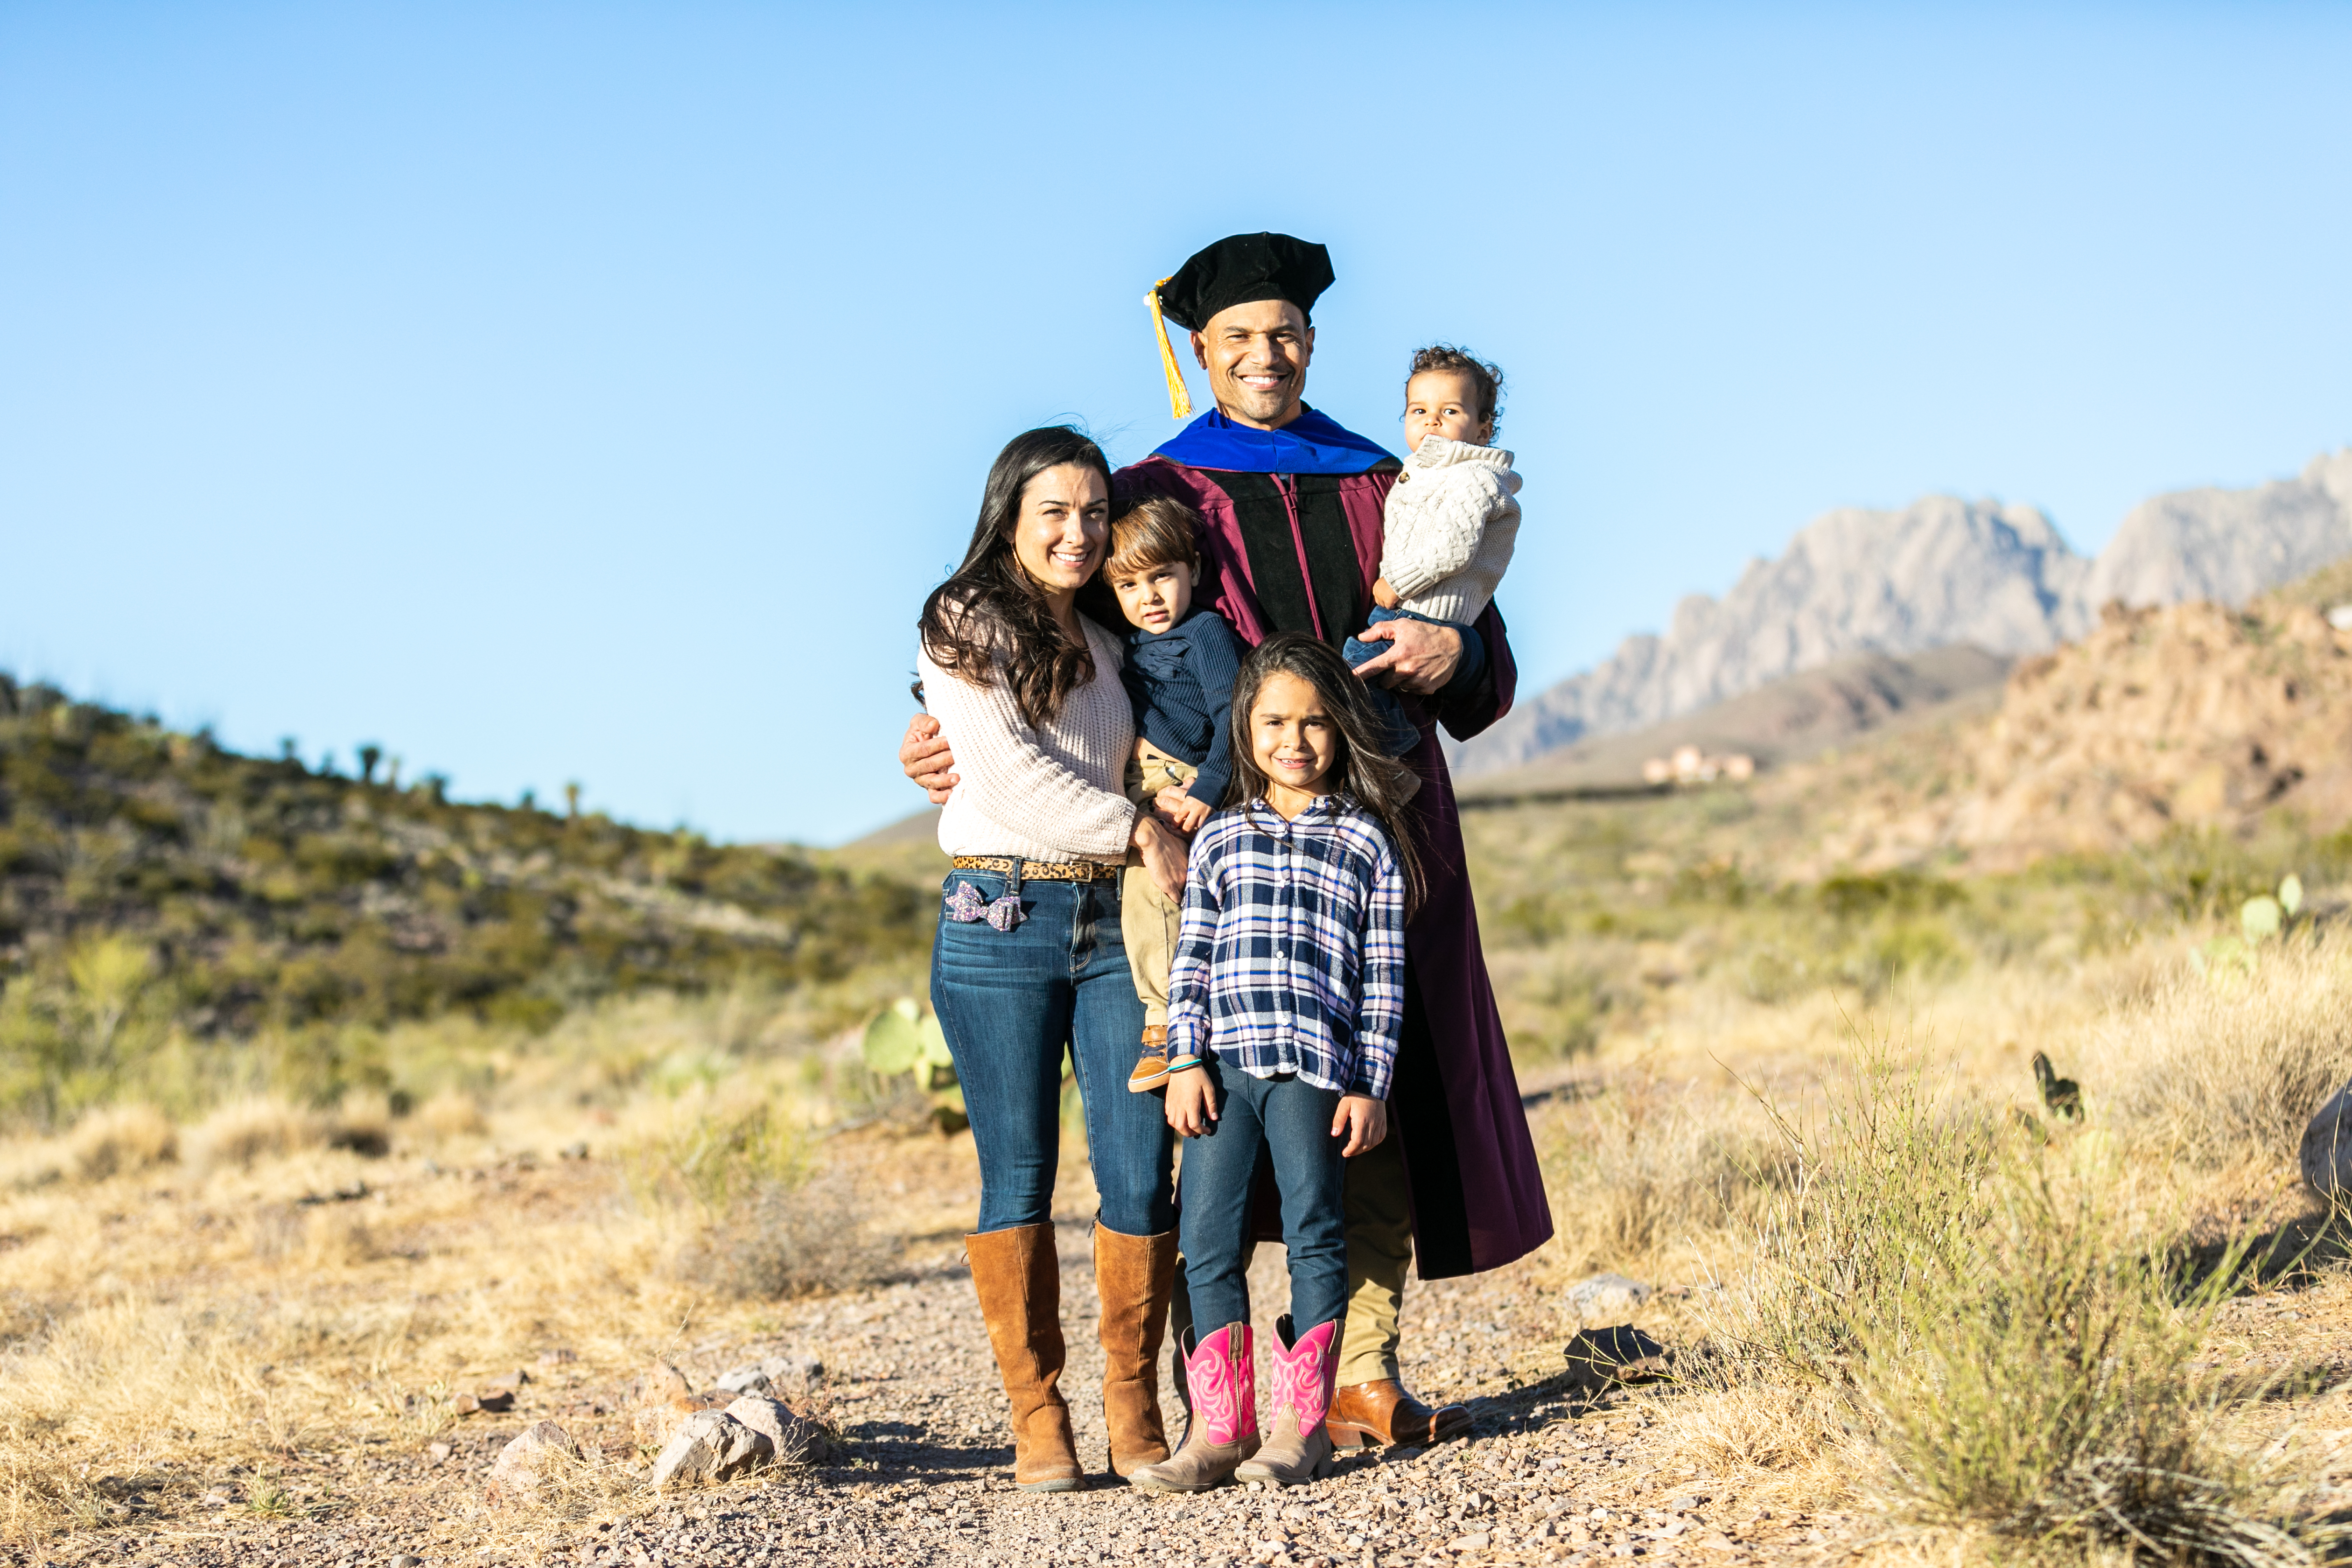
[1379,436,1523,626]
[918,613,1136,863]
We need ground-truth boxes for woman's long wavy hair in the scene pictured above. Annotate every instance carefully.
[1225,632,1425,916]
[918,427,1113,729]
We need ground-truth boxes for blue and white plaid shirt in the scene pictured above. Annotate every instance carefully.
[1165,795,1407,1099]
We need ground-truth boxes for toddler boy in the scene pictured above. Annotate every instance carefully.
[1104,497,1241,1092]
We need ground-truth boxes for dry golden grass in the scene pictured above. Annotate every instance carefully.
[7,846,2352,1562]
[2101,934,2352,1169]
[64,1102,176,1181]
[1509,919,2352,1566]
[0,989,926,1549]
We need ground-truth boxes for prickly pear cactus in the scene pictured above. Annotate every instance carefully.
[861,999,966,1133]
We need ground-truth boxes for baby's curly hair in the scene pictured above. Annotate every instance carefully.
[1407,344,1505,439]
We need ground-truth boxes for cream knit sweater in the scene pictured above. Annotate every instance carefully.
[1379,436,1523,626]
[919,613,1137,863]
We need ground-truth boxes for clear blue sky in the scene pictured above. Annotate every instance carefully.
[5,3,2348,845]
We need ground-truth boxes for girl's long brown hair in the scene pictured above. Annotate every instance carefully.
[918,427,1111,729]
[1224,632,1425,915]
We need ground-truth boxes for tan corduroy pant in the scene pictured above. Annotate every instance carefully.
[1335,1124,1415,1384]
[1121,742,1197,1029]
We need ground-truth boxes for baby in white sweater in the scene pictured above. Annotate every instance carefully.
[1343,346,1522,752]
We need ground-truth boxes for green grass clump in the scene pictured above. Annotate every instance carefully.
[1706,1042,2328,1567]
[1856,1168,2320,1568]
[1718,1040,1996,1386]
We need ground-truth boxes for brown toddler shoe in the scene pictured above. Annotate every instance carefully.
[1127,1026,1172,1093]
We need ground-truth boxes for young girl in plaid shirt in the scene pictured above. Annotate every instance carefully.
[1130,633,1424,1494]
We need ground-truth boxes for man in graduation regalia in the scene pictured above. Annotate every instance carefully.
[904,232,1550,1449]
[1122,231,1550,1449]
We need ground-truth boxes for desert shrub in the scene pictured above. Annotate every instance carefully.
[626,1095,900,1296]
[1857,1166,2322,1567]
[1817,869,1964,921]
[415,1089,488,1142]
[1708,1041,1998,1387]
[1495,945,1641,1060]
[621,1096,804,1219]
[187,1097,324,1171]
[1544,1067,1785,1277]
[2103,934,2352,1167]
[66,1103,176,1181]
[1701,1040,2329,1564]
[329,1088,393,1156]
[681,1168,903,1299]
[2120,829,2295,926]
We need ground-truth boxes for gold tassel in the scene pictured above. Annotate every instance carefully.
[1144,277,1193,420]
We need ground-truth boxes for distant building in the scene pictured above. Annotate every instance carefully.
[1643,746,1756,786]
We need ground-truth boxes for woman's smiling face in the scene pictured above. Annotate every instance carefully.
[1011,462,1111,596]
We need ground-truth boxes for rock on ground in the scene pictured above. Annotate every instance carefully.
[650,1409,774,1488]
[2303,1078,2352,1197]
[1565,1273,1652,1321]
[762,1351,825,1391]
[483,1419,577,1501]
[725,1395,828,1463]
[717,1364,773,1396]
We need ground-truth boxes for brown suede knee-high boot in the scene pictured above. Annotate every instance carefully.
[966,1223,1085,1492]
[1094,1222,1177,1477]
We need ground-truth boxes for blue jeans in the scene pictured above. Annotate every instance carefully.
[930,868,1176,1238]
[1342,606,1443,756]
[1176,1053,1347,1333]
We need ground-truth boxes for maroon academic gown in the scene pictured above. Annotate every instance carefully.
[1114,454,1554,1278]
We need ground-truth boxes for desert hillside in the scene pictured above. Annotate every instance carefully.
[1457,644,2010,802]
[0,676,928,1125]
[1772,560,2352,875]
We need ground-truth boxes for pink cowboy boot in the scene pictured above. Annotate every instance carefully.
[1235,1315,1340,1486]
[1128,1323,1259,1492]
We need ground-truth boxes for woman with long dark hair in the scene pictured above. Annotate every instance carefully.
[916,426,1188,1492]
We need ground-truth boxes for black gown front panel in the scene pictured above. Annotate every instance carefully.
[1215,472,1365,647]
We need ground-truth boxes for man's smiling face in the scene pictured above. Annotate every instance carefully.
[1190,298,1313,430]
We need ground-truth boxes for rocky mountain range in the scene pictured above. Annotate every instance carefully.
[1454,448,2352,776]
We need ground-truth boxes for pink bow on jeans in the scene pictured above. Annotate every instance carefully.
[945,879,1022,931]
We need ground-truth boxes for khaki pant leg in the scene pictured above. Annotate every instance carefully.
[1120,860,1180,1029]
[1338,1124,1414,1385]
[1122,746,1196,1031]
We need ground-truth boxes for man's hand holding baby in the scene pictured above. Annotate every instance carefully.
[1351,616,1463,693]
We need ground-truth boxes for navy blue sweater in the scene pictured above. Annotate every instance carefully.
[1120,607,1244,810]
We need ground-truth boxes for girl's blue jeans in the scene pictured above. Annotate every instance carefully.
[929,868,1176,1238]
[1176,1052,1348,1333]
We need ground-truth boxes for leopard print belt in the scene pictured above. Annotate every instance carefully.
[950,855,1122,883]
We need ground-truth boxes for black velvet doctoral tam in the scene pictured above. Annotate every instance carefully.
[1157,231,1335,331]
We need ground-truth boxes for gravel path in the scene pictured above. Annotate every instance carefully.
[49,1216,1863,1568]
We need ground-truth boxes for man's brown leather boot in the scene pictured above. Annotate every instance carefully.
[1093,1222,1177,1477]
[1325,1379,1470,1449]
[966,1223,1085,1491]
